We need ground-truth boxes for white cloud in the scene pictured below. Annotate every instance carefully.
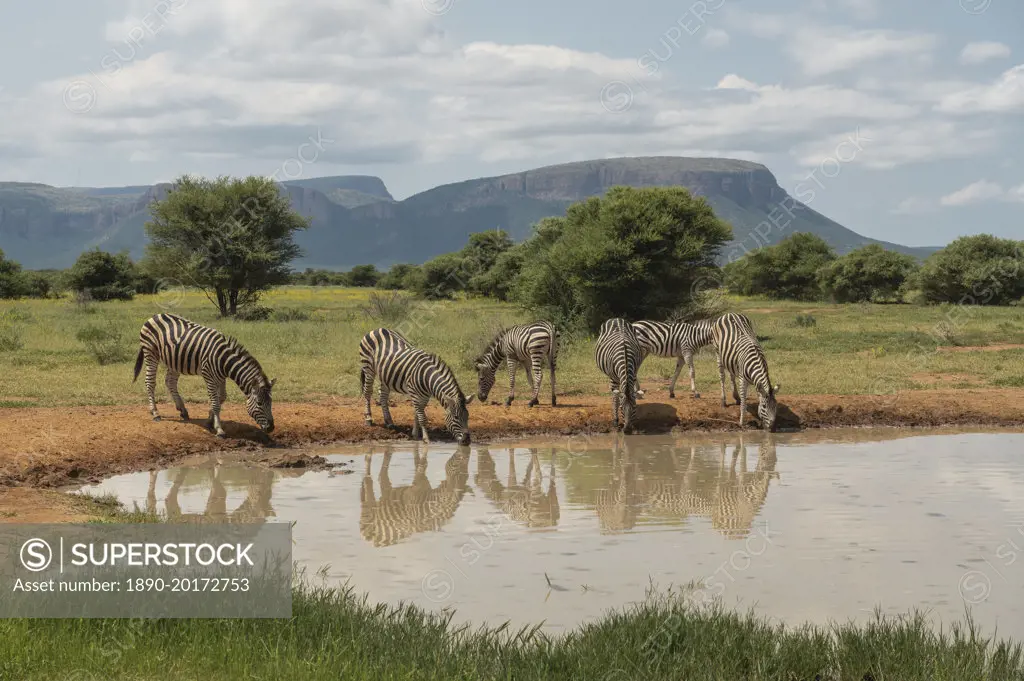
[959,41,1011,65]
[940,180,1013,206]
[726,12,937,77]
[0,0,1018,184]
[890,197,935,215]
[937,64,1024,113]
[702,28,730,49]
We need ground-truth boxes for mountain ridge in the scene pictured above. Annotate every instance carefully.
[0,157,940,270]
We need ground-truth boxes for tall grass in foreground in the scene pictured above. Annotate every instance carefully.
[1,580,1022,680]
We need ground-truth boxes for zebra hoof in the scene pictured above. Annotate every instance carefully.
[551,398,557,407]
[215,432,227,439]
[527,399,538,408]
[692,393,701,399]
[179,410,189,421]
[669,392,676,399]
[504,398,513,407]
[152,416,162,422]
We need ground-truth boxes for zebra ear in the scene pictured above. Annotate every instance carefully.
[269,377,277,389]
[773,383,780,395]
[465,393,476,405]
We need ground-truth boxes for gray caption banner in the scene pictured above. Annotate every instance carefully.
[0,523,292,618]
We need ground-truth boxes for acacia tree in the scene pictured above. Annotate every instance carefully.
[143,174,310,316]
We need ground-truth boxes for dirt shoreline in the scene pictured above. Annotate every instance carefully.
[2,387,1022,488]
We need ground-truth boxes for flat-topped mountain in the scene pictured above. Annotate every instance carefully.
[0,159,937,270]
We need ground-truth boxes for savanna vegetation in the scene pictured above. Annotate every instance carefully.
[1,178,1023,406]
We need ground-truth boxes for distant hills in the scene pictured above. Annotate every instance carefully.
[0,157,939,270]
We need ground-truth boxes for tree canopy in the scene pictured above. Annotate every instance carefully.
[143,174,310,316]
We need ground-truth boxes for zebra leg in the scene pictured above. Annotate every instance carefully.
[164,369,189,421]
[379,385,396,429]
[687,351,700,399]
[144,354,162,421]
[218,379,227,407]
[361,366,375,426]
[717,353,728,408]
[203,375,227,438]
[549,351,557,407]
[731,372,740,405]
[668,356,686,399]
[610,381,620,429]
[412,396,430,444]
[505,358,518,407]
[738,377,749,428]
[527,354,543,408]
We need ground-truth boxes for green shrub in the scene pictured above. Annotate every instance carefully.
[376,264,418,290]
[64,249,139,301]
[817,244,919,303]
[76,322,130,365]
[916,235,1024,305]
[723,232,836,301]
[362,290,413,326]
[235,305,274,321]
[792,314,817,328]
[270,307,312,322]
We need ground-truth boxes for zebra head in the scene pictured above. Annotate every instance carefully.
[246,377,276,433]
[474,336,503,402]
[443,393,475,445]
[758,384,780,432]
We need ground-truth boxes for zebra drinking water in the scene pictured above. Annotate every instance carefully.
[594,318,642,433]
[474,321,558,407]
[132,313,275,437]
[711,312,780,431]
[359,327,474,444]
[631,319,716,399]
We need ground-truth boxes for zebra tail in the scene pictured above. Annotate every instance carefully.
[132,347,145,383]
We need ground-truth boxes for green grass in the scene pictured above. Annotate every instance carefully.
[1,579,1022,680]
[0,288,1022,407]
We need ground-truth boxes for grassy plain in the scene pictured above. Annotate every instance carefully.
[0,286,1022,409]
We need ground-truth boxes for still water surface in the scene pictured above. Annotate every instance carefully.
[77,429,1024,638]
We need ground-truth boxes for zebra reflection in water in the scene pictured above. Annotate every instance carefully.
[591,435,779,538]
[145,461,278,524]
[359,444,472,547]
[474,447,560,529]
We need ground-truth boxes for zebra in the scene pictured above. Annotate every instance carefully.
[474,321,559,408]
[631,319,717,399]
[359,327,474,445]
[132,313,275,437]
[710,437,780,539]
[475,447,560,529]
[594,318,642,433]
[710,313,780,431]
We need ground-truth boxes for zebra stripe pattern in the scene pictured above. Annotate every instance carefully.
[359,327,474,444]
[594,318,642,433]
[132,313,275,437]
[711,312,781,431]
[475,321,559,407]
[631,319,716,399]
[359,448,471,547]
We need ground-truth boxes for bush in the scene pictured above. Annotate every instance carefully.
[270,307,312,322]
[76,322,131,365]
[235,305,274,321]
[723,232,836,301]
[376,264,418,290]
[347,264,381,288]
[817,244,919,303]
[916,235,1024,306]
[792,314,817,328]
[0,311,24,351]
[514,186,732,332]
[362,290,413,326]
[64,249,138,301]
[407,253,472,300]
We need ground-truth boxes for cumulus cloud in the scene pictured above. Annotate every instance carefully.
[937,64,1024,113]
[959,41,1011,65]
[940,180,1018,206]
[0,0,1019,186]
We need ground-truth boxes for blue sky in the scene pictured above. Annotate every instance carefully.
[0,0,1021,247]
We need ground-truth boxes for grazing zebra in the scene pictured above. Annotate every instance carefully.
[711,313,780,431]
[132,313,275,437]
[631,319,716,399]
[474,321,558,408]
[710,437,780,539]
[475,448,560,529]
[359,327,474,444]
[595,318,642,433]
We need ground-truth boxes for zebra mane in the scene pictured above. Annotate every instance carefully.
[476,327,507,364]
[223,334,270,386]
[423,351,467,401]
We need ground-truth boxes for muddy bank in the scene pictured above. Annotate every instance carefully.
[0,389,1022,493]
